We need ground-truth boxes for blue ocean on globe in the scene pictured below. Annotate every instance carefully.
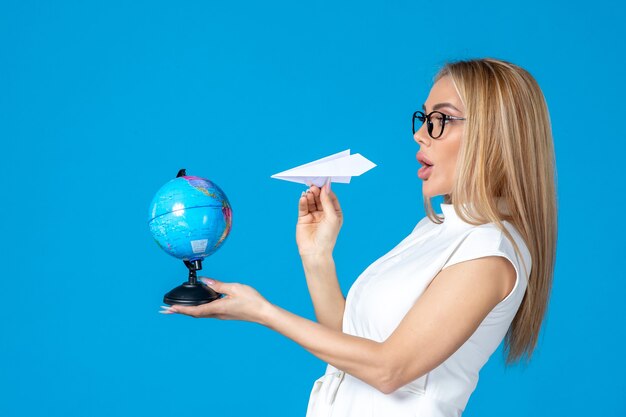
[148,175,233,261]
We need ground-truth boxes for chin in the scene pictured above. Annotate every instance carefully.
[422,183,451,199]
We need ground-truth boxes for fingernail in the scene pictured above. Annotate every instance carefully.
[202,278,215,285]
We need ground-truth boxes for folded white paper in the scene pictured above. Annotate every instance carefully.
[270,149,376,187]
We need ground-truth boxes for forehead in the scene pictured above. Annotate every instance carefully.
[423,76,464,113]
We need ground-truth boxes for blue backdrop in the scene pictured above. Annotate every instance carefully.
[1,1,624,416]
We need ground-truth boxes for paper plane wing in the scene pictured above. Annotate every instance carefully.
[271,149,376,187]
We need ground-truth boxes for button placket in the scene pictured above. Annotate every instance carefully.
[324,370,346,405]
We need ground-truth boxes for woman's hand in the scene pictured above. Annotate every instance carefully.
[296,180,343,259]
[160,277,273,325]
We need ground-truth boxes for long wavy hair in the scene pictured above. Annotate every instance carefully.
[424,58,558,366]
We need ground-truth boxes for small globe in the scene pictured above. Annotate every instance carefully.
[148,175,233,261]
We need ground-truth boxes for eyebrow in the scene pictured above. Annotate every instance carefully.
[422,102,461,113]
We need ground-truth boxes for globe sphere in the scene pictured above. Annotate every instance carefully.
[148,175,232,261]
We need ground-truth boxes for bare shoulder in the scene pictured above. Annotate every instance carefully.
[381,253,518,391]
[437,254,517,304]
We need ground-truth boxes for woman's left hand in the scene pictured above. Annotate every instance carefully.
[160,277,273,325]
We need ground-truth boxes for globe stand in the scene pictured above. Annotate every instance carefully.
[163,259,222,306]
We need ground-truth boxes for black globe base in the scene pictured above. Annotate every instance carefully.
[164,282,221,306]
[163,258,222,306]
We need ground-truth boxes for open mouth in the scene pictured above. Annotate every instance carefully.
[416,152,434,179]
[416,152,434,167]
[418,164,433,180]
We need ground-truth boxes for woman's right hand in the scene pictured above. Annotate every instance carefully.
[296,181,343,260]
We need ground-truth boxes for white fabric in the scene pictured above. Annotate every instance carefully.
[305,200,532,417]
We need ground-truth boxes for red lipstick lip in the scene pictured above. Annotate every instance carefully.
[416,151,434,166]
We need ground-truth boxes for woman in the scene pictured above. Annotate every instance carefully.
[162,57,558,417]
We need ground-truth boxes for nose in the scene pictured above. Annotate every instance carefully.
[414,122,430,146]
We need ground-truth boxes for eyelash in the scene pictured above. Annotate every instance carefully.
[419,114,455,125]
[433,115,452,124]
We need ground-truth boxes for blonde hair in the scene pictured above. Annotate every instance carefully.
[424,58,558,366]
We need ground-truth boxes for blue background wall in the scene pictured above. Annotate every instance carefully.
[1,0,624,416]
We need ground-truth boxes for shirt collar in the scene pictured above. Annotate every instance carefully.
[440,197,509,228]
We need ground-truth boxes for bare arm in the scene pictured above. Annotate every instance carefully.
[260,255,516,394]
[296,184,346,331]
[301,254,345,331]
[284,183,513,394]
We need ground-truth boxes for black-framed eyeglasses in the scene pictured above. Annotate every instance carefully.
[412,110,467,139]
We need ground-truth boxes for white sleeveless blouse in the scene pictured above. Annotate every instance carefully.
[305,201,532,417]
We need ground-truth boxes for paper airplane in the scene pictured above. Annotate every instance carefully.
[270,149,376,187]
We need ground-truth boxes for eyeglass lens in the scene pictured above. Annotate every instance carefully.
[414,111,447,139]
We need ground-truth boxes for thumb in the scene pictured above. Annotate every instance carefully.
[200,277,229,294]
[320,181,337,219]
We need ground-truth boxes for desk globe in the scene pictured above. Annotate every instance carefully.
[149,169,233,305]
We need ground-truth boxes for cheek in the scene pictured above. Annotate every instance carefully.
[438,145,461,180]
[435,163,453,183]
[445,140,462,163]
